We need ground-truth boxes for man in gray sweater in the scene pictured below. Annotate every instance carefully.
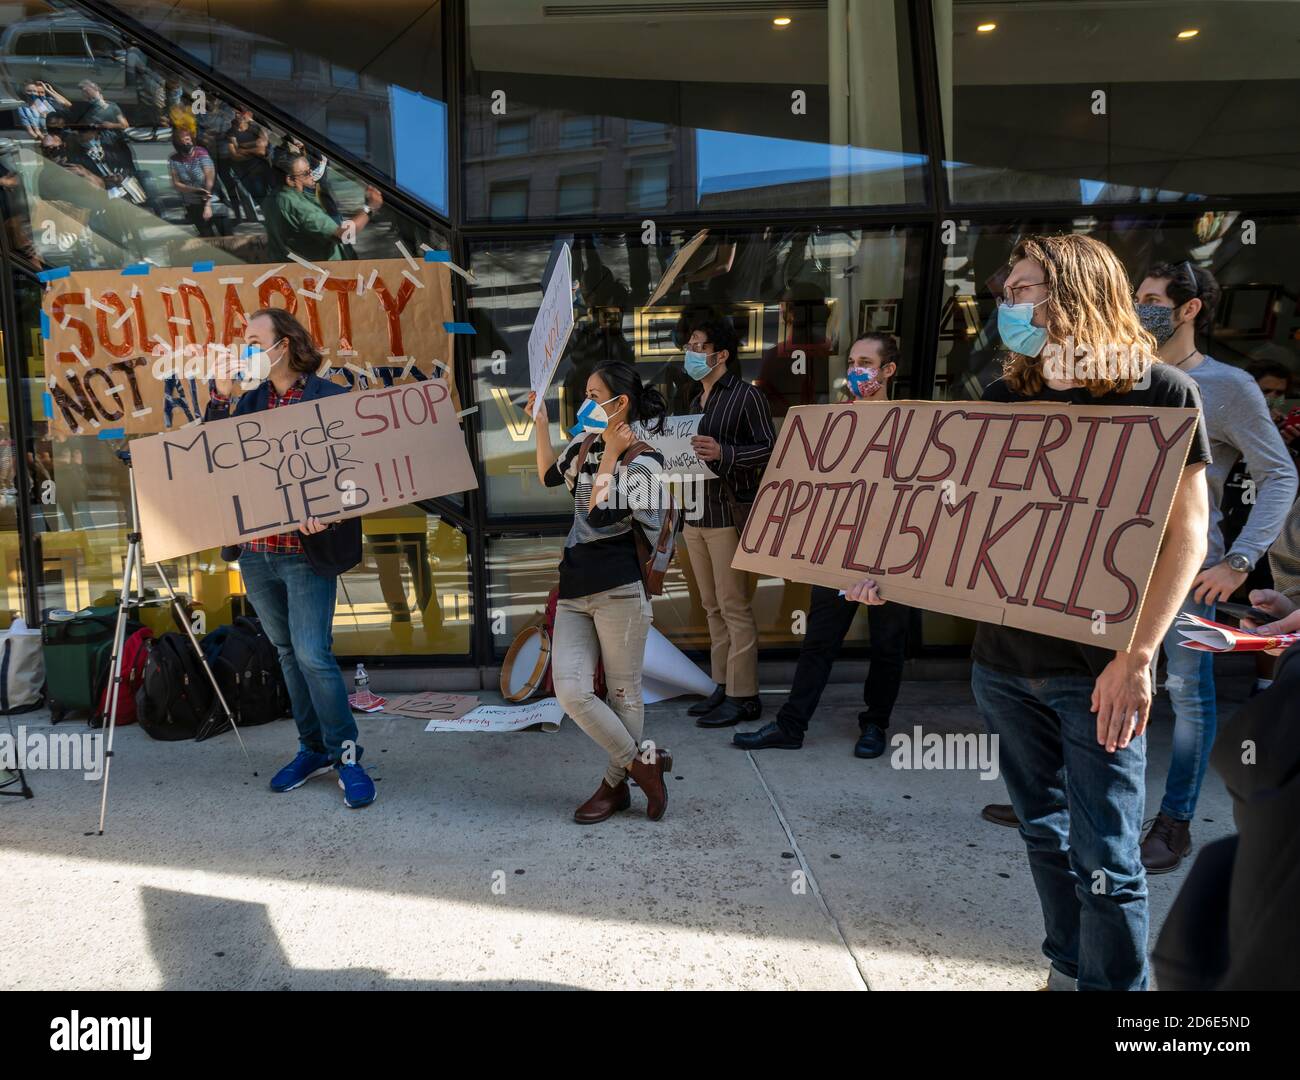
[1134,261,1297,872]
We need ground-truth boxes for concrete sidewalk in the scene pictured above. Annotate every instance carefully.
[1,679,1239,990]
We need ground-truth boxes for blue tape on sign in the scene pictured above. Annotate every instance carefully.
[424,250,451,262]
[443,321,476,334]
[42,392,53,418]
[121,263,150,276]
[40,310,50,339]
[191,261,215,273]
[97,427,125,440]
[37,265,71,281]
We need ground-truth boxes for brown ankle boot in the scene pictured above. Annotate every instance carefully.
[1140,811,1191,873]
[574,779,630,824]
[625,748,671,821]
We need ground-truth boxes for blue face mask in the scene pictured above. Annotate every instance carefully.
[683,349,714,381]
[997,300,1049,357]
[569,396,619,437]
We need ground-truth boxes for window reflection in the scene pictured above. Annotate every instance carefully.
[0,2,443,272]
[108,0,448,214]
[935,0,1300,204]
[464,0,925,219]
[934,214,1300,401]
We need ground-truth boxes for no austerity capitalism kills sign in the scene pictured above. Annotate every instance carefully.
[730,400,1199,648]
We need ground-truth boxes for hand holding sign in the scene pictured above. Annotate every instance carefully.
[690,434,722,463]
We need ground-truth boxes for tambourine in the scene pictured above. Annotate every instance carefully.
[499,623,552,702]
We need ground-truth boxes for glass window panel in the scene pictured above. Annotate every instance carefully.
[935,0,1300,204]
[494,119,530,157]
[556,172,597,217]
[934,214,1300,401]
[464,0,926,219]
[931,212,1300,649]
[488,180,528,220]
[250,45,293,81]
[559,115,599,149]
[0,2,447,272]
[106,0,448,214]
[10,272,468,658]
[468,225,927,655]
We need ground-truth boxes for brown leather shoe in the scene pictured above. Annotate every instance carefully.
[574,779,630,824]
[981,803,1020,828]
[1141,811,1191,873]
[625,748,671,821]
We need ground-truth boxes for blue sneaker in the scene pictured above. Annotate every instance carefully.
[270,750,334,793]
[337,762,376,809]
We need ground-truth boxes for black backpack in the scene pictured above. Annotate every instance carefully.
[201,616,289,728]
[135,632,221,741]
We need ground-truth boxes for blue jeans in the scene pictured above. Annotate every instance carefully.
[239,551,358,762]
[1158,594,1217,821]
[972,662,1148,991]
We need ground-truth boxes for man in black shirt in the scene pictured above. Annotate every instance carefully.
[971,235,1210,990]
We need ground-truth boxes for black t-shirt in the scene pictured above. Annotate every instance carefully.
[972,364,1213,678]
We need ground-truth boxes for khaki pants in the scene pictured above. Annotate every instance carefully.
[683,524,759,697]
[553,582,653,786]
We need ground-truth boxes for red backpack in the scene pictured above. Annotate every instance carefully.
[93,626,154,728]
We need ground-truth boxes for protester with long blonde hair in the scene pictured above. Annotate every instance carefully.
[972,233,1213,990]
[845,235,1212,989]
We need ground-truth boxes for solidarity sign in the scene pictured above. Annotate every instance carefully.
[132,381,477,563]
[40,257,453,438]
[730,401,1199,647]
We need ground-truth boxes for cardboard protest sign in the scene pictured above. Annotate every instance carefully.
[635,414,717,479]
[132,380,477,562]
[527,244,574,416]
[385,692,479,722]
[424,699,564,733]
[730,401,1200,649]
[40,257,453,439]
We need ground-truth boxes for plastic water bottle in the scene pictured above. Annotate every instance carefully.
[354,663,369,696]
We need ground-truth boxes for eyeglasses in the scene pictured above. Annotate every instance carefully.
[996,281,1047,306]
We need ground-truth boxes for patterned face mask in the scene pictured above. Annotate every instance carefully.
[1135,303,1176,346]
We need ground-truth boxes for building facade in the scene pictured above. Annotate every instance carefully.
[1,0,1298,670]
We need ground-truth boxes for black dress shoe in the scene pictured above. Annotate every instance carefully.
[733,721,803,750]
[687,684,727,717]
[697,695,761,728]
[854,723,887,758]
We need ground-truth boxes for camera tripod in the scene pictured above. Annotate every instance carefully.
[96,448,248,835]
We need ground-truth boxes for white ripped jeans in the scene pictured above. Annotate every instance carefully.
[552,581,653,786]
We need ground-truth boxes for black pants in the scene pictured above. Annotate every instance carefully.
[776,585,910,738]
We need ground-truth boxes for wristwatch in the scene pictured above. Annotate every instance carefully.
[1226,552,1251,573]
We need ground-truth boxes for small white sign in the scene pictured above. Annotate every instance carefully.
[635,414,717,479]
[527,246,575,417]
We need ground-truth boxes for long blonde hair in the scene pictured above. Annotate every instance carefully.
[1001,234,1157,396]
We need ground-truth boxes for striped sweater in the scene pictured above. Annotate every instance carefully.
[545,434,668,599]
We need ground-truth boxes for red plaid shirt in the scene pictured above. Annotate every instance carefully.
[208,377,306,554]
